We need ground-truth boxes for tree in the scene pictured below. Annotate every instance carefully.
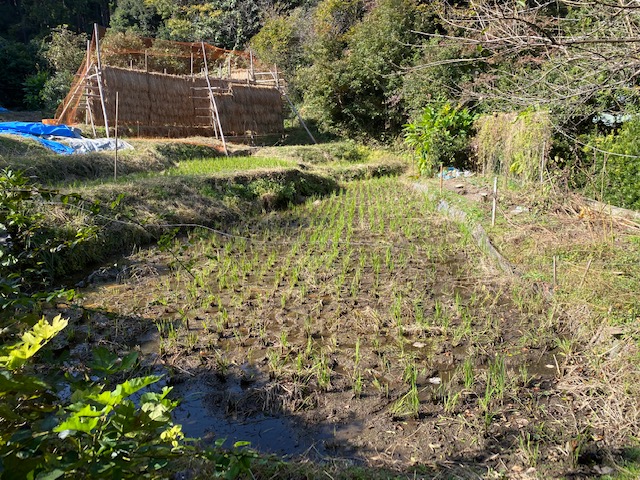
[110,0,163,37]
[0,38,37,108]
[298,0,433,138]
[419,0,640,124]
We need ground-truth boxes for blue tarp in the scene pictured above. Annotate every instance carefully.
[0,106,8,112]
[0,122,78,154]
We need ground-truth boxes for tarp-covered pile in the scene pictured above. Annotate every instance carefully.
[0,122,132,154]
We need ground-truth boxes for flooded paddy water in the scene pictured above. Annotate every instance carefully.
[69,176,577,475]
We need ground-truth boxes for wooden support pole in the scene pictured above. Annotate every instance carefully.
[282,91,316,144]
[553,256,557,287]
[145,49,148,72]
[439,164,444,195]
[190,52,194,78]
[491,176,498,227]
[114,91,119,180]
[202,42,228,156]
[249,50,254,82]
[93,24,109,139]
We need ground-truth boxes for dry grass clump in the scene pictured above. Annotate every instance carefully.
[474,111,552,181]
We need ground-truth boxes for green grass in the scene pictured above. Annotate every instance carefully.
[165,156,295,175]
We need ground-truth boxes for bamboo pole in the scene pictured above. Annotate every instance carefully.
[114,91,119,181]
[84,40,91,125]
[94,24,110,138]
[491,176,498,227]
[579,258,593,289]
[540,140,546,184]
[57,62,94,124]
[281,92,316,144]
[202,42,228,156]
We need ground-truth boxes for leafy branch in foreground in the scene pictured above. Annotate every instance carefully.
[0,316,256,479]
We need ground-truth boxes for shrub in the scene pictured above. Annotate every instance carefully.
[585,118,640,209]
[403,103,476,175]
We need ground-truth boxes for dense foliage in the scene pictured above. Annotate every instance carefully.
[404,103,476,175]
[583,119,640,210]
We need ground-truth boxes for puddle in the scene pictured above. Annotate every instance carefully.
[172,379,331,458]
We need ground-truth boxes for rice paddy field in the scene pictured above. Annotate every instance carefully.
[11,139,637,479]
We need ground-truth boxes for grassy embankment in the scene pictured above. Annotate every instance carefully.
[0,136,406,279]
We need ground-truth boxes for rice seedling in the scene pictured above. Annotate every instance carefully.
[462,357,475,390]
[441,385,461,414]
[353,370,363,398]
[488,354,507,400]
[390,382,420,418]
[413,298,427,326]
[316,352,331,391]
[518,432,540,467]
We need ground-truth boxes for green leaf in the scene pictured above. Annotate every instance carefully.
[55,415,99,434]
[0,315,68,370]
[36,468,65,480]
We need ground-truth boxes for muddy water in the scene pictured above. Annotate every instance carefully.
[172,377,333,457]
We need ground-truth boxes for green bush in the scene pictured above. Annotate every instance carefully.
[22,71,49,110]
[585,119,640,210]
[403,103,476,175]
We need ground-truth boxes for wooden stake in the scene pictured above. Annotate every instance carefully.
[190,52,194,78]
[114,91,119,181]
[439,163,444,195]
[145,49,148,72]
[553,255,557,286]
[491,176,498,227]
[249,50,254,82]
[540,140,546,184]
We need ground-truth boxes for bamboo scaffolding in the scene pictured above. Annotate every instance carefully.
[201,42,228,155]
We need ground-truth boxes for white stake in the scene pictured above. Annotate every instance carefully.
[114,91,119,181]
[491,176,498,227]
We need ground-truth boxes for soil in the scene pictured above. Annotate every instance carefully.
[48,176,617,478]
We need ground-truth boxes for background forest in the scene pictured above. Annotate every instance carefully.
[1,0,640,208]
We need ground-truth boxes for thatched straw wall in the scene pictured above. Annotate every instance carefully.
[87,66,283,136]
